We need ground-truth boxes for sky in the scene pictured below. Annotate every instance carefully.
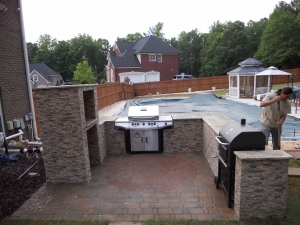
[21,0,288,46]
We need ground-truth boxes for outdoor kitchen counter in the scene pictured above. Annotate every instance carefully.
[171,112,234,134]
[98,116,117,125]
[234,146,293,160]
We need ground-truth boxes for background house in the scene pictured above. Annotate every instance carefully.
[0,0,38,139]
[30,63,63,88]
[106,36,180,83]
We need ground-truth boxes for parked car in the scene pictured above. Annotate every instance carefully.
[172,74,194,80]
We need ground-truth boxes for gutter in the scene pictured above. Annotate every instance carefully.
[18,0,41,141]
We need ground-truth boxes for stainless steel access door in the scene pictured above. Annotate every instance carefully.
[130,130,159,151]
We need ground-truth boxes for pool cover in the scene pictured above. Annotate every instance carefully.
[116,93,300,140]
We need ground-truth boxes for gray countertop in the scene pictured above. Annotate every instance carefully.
[234,146,293,160]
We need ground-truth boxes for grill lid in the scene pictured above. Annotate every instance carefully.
[128,105,159,120]
[219,122,265,150]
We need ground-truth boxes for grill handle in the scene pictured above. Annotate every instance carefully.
[215,136,229,146]
[217,152,228,168]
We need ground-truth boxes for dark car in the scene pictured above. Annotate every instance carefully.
[172,74,194,80]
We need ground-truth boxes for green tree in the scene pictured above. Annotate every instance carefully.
[254,4,300,69]
[32,34,57,69]
[52,40,73,80]
[144,22,166,40]
[200,21,226,76]
[73,60,96,84]
[117,32,143,42]
[26,42,38,63]
[69,34,110,80]
[177,29,203,77]
[37,34,57,50]
[245,18,268,57]
[217,20,248,74]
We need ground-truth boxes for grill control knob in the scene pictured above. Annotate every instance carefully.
[131,123,134,126]
[137,122,140,126]
[165,122,167,125]
[142,122,145,126]
[154,122,156,125]
[148,122,150,125]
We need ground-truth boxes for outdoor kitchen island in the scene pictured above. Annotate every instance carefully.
[99,112,292,220]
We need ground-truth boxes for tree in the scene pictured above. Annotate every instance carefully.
[217,20,248,74]
[32,34,57,69]
[245,18,268,57]
[144,22,165,40]
[69,34,110,80]
[52,40,73,80]
[37,34,57,50]
[254,5,300,69]
[26,42,38,63]
[117,33,143,42]
[177,29,203,77]
[73,60,96,84]
[199,21,226,76]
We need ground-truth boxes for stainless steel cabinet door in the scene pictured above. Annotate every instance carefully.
[130,130,159,151]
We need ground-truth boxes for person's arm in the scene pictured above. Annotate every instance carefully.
[277,114,287,126]
[260,95,281,107]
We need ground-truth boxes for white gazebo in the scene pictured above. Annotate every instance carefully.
[227,58,266,98]
[255,66,291,93]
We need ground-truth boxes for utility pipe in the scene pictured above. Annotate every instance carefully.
[18,0,41,141]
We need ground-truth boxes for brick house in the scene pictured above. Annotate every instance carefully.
[0,0,38,140]
[30,63,64,88]
[106,36,180,83]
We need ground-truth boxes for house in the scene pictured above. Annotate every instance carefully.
[29,63,63,88]
[0,0,39,140]
[106,36,181,83]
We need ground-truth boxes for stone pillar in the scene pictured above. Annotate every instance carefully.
[35,85,101,183]
[234,148,292,219]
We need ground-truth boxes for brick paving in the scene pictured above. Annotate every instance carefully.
[11,152,238,221]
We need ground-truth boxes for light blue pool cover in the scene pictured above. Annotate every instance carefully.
[116,93,300,140]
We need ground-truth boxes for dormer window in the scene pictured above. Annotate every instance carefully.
[149,54,156,62]
[33,75,38,82]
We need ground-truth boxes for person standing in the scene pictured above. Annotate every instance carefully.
[260,87,293,150]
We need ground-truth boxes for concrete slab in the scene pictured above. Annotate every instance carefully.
[288,167,300,177]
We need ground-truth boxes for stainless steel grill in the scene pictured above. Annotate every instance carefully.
[214,120,265,207]
[115,105,173,153]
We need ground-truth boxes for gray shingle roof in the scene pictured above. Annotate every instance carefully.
[110,36,180,68]
[29,63,60,82]
[238,58,262,67]
[133,36,181,54]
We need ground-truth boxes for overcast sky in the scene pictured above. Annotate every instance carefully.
[21,0,287,46]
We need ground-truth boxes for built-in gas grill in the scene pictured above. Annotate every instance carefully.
[115,105,173,153]
[214,119,265,208]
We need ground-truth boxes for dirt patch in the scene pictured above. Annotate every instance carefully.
[0,153,45,221]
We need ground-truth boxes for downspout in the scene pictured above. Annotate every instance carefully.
[18,0,41,141]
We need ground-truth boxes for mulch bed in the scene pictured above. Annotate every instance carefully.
[0,152,46,221]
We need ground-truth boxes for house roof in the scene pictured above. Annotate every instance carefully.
[110,36,180,68]
[29,63,60,82]
[132,36,181,54]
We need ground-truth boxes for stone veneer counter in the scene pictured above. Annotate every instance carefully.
[234,147,293,160]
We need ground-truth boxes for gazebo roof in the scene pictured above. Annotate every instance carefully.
[227,58,265,75]
[238,58,262,67]
[228,66,266,74]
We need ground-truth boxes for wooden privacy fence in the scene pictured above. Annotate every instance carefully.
[97,83,134,110]
[134,76,229,96]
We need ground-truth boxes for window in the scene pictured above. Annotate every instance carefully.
[157,54,162,63]
[149,54,156,62]
[33,75,38,82]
